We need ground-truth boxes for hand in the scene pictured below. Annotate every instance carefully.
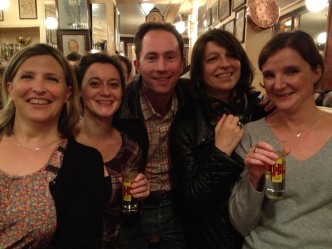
[244,141,279,189]
[130,173,150,200]
[257,95,275,113]
[214,114,244,156]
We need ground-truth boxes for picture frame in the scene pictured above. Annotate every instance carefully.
[18,0,37,19]
[232,0,246,11]
[235,7,246,43]
[205,8,212,28]
[211,2,219,26]
[0,10,3,21]
[218,0,231,22]
[56,29,91,55]
[224,19,235,34]
[56,0,90,29]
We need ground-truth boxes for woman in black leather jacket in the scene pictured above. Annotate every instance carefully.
[169,29,269,249]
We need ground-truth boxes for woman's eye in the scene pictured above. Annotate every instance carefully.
[263,72,275,79]
[47,76,59,83]
[206,56,217,62]
[21,74,33,80]
[109,82,120,89]
[88,81,101,88]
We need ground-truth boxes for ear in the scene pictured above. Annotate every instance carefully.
[7,82,13,98]
[313,64,323,85]
[65,86,72,103]
[134,59,140,74]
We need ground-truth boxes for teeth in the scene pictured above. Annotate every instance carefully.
[29,99,49,104]
[217,72,232,77]
[98,100,112,104]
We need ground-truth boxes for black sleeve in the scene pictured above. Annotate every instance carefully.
[47,138,105,249]
[170,108,244,217]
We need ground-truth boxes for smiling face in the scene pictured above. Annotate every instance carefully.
[202,41,241,102]
[135,30,184,99]
[262,47,322,112]
[81,63,122,121]
[7,55,71,127]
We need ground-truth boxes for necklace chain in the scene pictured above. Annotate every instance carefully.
[14,134,60,151]
[290,118,318,138]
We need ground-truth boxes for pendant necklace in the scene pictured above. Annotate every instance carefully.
[292,118,318,138]
[13,134,61,151]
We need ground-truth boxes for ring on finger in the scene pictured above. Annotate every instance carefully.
[237,121,244,128]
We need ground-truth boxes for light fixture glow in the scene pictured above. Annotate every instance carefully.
[317,32,327,44]
[45,17,58,30]
[175,21,186,34]
[0,0,9,10]
[141,3,154,14]
[284,20,292,27]
[305,0,328,12]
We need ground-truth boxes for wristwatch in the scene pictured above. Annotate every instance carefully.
[146,7,164,22]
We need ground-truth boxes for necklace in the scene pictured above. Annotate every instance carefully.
[290,118,318,138]
[13,134,61,151]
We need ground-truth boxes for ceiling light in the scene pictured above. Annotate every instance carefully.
[317,32,327,44]
[141,3,154,14]
[175,21,186,34]
[0,0,9,10]
[305,0,328,12]
[45,17,58,30]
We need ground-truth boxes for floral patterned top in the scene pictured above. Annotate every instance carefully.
[0,139,68,248]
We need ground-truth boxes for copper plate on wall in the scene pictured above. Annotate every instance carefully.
[247,0,280,30]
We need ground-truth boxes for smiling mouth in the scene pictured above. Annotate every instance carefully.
[216,72,233,78]
[276,93,293,98]
[97,100,113,104]
[29,99,50,105]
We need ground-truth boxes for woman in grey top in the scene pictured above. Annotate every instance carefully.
[229,30,332,248]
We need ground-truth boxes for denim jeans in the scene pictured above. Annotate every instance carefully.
[118,198,186,249]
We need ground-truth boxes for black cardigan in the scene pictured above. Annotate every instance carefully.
[47,136,105,249]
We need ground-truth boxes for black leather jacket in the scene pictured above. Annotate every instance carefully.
[169,92,266,249]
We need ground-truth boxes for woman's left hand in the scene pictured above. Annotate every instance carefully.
[130,173,150,200]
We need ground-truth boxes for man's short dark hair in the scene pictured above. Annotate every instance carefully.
[66,52,82,61]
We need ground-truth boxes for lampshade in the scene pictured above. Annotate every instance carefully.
[305,0,328,12]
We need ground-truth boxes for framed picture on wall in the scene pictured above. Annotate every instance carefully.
[0,10,3,21]
[211,2,219,26]
[232,0,246,11]
[18,0,37,19]
[224,19,235,34]
[218,0,231,22]
[57,29,91,56]
[56,0,90,29]
[235,6,246,43]
[205,8,212,28]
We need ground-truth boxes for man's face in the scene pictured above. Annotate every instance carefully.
[68,41,79,53]
[135,30,184,98]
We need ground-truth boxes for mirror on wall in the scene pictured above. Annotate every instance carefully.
[91,3,107,52]
[275,5,329,56]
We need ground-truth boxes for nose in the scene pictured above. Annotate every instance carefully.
[156,58,167,71]
[100,83,111,95]
[218,56,231,68]
[274,74,286,89]
[32,78,47,94]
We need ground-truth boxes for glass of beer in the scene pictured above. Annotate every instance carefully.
[122,164,139,214]
[265,139,286,200]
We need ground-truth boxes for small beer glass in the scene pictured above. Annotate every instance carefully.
[265,140,286,199]
[122,164,139,214]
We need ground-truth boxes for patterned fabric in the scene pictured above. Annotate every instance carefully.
[202,92,250,126]
[98,132,141,249]
[0,139,68,249]
[139,89,178,192]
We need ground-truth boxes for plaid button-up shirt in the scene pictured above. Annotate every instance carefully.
[140,89,178,192]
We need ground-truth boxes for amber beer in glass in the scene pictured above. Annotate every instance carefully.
[265,140,286,199]
[122,164,139,214]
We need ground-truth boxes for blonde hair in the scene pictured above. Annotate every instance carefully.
[0,43,81,137]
